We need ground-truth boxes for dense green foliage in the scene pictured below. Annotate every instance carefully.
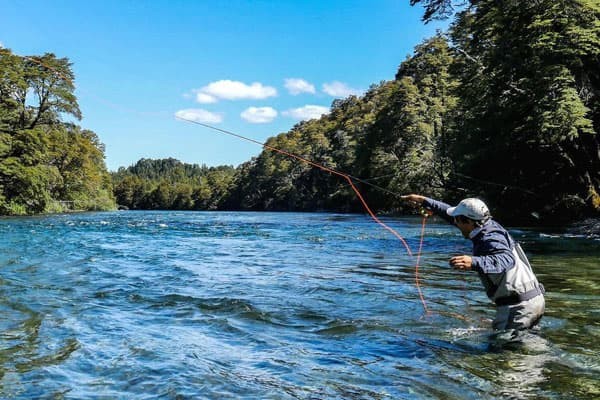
[4,1,599,224]
[0,49,115,214]
[445,0,600,222]
[219,35,458,214]
[112,158,236,210]
[221,0,600,224]
[117,0,599,224]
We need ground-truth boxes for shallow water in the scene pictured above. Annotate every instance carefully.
[0,211,598,399]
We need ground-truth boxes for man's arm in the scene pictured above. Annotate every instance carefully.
[471,233,516,274]
[423,198,454,225]
[401,194,454,224]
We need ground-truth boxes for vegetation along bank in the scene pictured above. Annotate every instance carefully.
[2,1,599,226]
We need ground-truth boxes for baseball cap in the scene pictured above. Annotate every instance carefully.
[446,198,490,221]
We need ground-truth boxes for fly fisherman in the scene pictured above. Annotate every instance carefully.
[402,194,545,331]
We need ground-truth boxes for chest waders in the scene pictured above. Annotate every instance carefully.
[479,243,546,330]
[482,243,545,306]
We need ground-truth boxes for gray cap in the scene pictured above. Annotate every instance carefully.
[446,198,490,221]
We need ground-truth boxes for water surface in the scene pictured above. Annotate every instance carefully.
[0,211,598,399]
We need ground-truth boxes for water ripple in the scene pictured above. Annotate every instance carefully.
[0,211,598,398]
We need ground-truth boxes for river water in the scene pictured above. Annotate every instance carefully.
[0,211,598,399]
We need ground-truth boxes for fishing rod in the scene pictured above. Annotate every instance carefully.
[15,52,432,314]
[175,118,407,199]
[175,116,415,250]
[176,115,432,314]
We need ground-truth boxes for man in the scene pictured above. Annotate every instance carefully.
[402,194,545,331]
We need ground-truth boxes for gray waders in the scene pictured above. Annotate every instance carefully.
[485,243,545,330]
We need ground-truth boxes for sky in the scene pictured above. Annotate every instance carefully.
[1,1,447,171]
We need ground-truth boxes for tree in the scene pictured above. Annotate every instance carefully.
[0,48,114,214]
[410,0,461,23]
[362,35,459,210]
[111,158,236,211]
[22,53,81,129]
[447,0,600,221]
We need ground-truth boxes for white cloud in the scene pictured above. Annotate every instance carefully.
[195,92,217,104]
[283,105,330,121]
[241,107,278,124]
[284,78,316,95]
[322,81,362,98]
[0,42,4,48]
[175,108,223,124]
[194,80,277,103]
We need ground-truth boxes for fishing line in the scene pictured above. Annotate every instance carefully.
[15,52,432,314]
[359,172,400,183]
[176,116,432,314]
[175,116,415,251]
[414,210,431,315]
[451,171,538,197]
[176,119,406,199]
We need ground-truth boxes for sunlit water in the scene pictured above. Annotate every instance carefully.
[0,211,598,399]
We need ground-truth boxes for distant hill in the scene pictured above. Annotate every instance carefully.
[111,158,236,210]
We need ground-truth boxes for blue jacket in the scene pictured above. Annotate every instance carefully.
[424,198,517,297]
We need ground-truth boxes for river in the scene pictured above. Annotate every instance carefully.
[0,211,598,399]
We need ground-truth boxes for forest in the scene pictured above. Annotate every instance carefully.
[227,0,598,224]
[4,0,600,225]
[112,158,236,211]
[0,50,114,214]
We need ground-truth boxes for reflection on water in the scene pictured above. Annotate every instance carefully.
[0,211,598,398]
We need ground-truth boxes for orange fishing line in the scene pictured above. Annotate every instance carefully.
[414,212,431,315]
[16,53,431,314]
[176,116,431,314]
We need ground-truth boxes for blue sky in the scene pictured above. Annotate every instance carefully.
[1,1,447,171]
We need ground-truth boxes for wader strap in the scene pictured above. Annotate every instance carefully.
[495,284,545,307]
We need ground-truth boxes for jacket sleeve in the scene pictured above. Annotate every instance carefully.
[471,232,515,274]
[423,198,455,225]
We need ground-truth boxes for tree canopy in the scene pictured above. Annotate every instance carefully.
[3,1,599,225]
[0,49,114,214]
[112,158,236,211]
[219,1,600,224]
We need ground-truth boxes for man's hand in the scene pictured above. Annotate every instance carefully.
[401,194,425,207]
[450,255,473,270]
